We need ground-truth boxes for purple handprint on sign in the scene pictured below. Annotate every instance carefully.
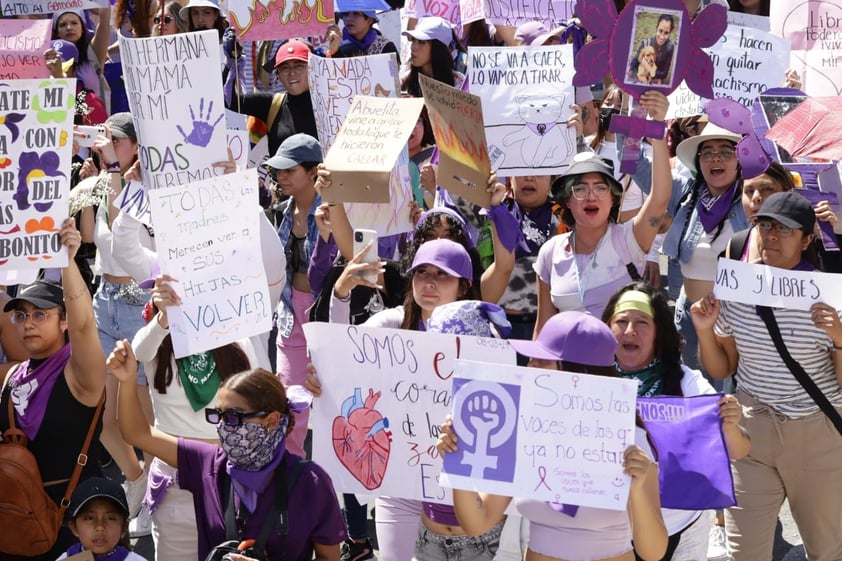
[176,98,223,147]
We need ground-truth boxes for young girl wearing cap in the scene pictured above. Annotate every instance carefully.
[57,477,148,561]
[533,91,671,332]
[307,238,497,560]
[401,16,466,97]
[691,191,842,561]
[111,354,346,561]
[602,283,749,560]
[437,311,669,561]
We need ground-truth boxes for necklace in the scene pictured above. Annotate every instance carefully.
[571,230,607,305]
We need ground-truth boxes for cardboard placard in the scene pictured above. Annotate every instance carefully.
[228,0,334,41]
[120,31,228,190]
[483,0,573,29]
[419,74,491,208]
[323,95,424,203]
[1,0,107,16]
[0,79,74,270]
[0,19,51,79]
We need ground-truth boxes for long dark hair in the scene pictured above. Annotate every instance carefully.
[115,0,153,37]
[186,6,228,39]
[401,40,456,97]
[728,0,770,15]
[53,12,93,68]
[601,282,684,396]
[153,333,250,395]
[556,174,623,230]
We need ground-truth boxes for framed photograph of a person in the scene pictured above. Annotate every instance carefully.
[624,6,682,89]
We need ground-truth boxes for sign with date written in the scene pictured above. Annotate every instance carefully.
[304,322,515,503]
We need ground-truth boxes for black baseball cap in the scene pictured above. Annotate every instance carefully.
[68,477,130,519]
[3,281,64,312]
[551,153,623,201]
[753,191,815,233]
[105,112,136,139]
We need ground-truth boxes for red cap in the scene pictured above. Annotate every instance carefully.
[274,40,310,68]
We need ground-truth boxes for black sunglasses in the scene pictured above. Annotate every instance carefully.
[205,408,268,427]
[153,15,173,24]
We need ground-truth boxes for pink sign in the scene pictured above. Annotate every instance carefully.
[227,0,334,41]
[0,19,51,79]
[404,0,461,24]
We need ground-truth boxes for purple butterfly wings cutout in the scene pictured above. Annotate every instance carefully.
[705,98,771,179]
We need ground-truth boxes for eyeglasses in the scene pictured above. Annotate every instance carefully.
[153,15,173,24]
[10,310,55,325]
[698,148,736,161]
[755,220,797,237]
[570,184,611,200]
[205,408,268,427]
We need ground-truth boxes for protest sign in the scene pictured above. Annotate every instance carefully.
[0,79,74,270]
[638,394,736,510]
[714,258,842,311]
[666,23,790,118]
[771,1,842,97]
[0,19,50,79]
[727,11,770,31]
[116,181,152,227]
[0,0,107,16]
[483,0,573,29]
[305,323,516,501]
[469,45,576,176]
[419,75,491,208]
[120,31,228,189]
[148,169,271,358]
[323,95,423,203]
[440,360,638,511]
[403,0,460,23]
[228,0,333,41]
[226,129,249,170]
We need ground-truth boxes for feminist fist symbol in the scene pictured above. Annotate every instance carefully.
[176,98,223,147]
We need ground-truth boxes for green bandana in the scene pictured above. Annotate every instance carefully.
[176,352,221,411]
[616,360,663,397]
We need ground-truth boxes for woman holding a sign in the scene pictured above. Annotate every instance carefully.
[401,17,465,97]
[691,192,842,561]
[602,282,750,560]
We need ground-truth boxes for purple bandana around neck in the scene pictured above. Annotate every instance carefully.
[342,27,378,53]
[8,343,72,440]
[226,426,287,513]
[696,180,738,233]
[65,543,131,561]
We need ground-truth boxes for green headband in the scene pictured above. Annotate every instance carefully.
[613,290,653,318]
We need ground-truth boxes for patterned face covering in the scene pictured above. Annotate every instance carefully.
[217,419,286,471]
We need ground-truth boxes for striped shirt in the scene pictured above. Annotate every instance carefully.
[715,301,842,418]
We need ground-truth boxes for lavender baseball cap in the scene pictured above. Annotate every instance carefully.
[402,17,453,48]
[407,238,473,281]
[507,311,617,366]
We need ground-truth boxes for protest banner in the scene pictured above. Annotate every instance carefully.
[638,394,736,510]
[115,181,152,227]
[771,1,842,97]
[483,0,573,29]
[0,79,74,270]
[148,169,271,358]
[305,323,516,501]
[714,258,842,311]
[120,31,228,190]
[228,0,333,41]
[666,23,790,118]
[419,74,491,208]
[0,0,107,16]
[469,45,576,176]
[403,0,460,23]
[440,360,638,511]
[323,95,423,204]
[0,19,50,79]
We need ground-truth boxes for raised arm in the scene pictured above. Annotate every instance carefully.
[631,91,671,254]
[62,218,107,406]
[109,339,178,467]
[691,293,738,380]
[91,7,112,67]
[315,166,354,260]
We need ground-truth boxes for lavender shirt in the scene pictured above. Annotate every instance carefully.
[177,438,347,561]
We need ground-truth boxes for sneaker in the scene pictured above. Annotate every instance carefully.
[129,505,152,538]
[124,466,148,517]
[707,524,729,561]
[340,539,374,561]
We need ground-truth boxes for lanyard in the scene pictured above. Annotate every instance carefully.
[572,230,607,305]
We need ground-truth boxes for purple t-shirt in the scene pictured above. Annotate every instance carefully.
[177,438,347,561]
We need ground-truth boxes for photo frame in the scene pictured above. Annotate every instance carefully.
[623,6,683,90]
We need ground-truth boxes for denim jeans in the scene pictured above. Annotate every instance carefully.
[94,279,150,384]
[413,520,504,561]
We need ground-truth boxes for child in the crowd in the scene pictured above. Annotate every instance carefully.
[57,477,148,561]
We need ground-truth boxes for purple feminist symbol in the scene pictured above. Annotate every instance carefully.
[455,381,519,480]
[177,97,224,147]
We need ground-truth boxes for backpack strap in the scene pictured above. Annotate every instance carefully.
[725,228,751,260]
[59,391,105,510]
[266,92,287,132]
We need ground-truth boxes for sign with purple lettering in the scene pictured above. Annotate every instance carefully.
[0,0,107,16]
[638,394,735,509]
[120,31,228,189]
[0,79,74,270]
[483,0,573,30]
[440,360,638,511]
[148,169,271,358]
[771,1,842,97]
[304,322,516,502]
